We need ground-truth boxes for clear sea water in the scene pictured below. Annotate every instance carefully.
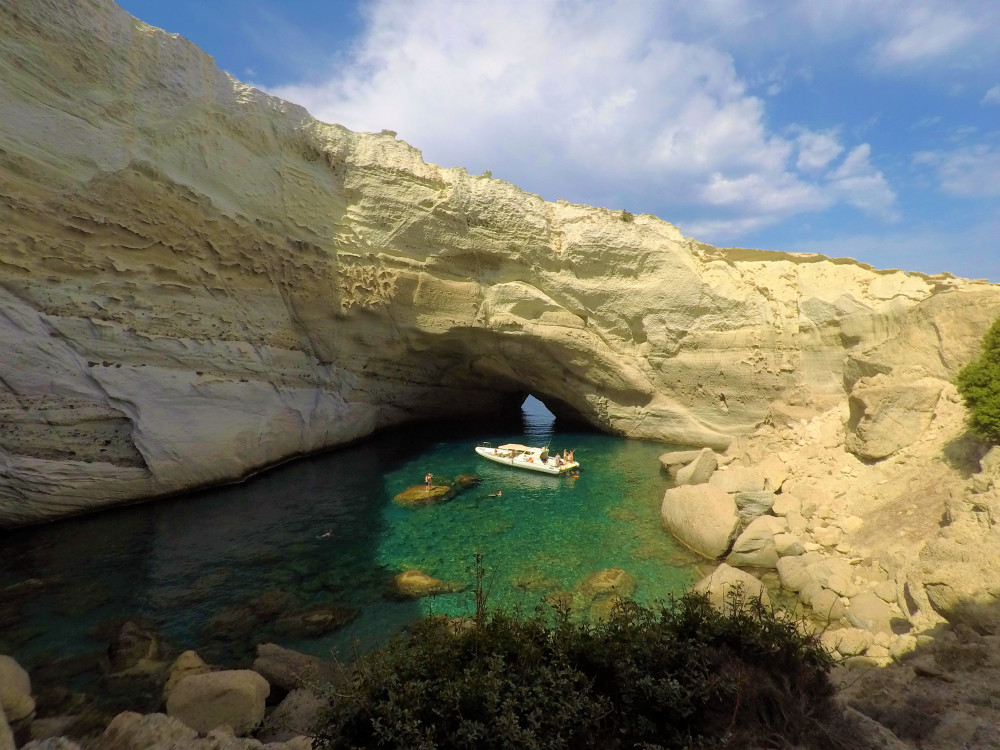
[0,397,701,696]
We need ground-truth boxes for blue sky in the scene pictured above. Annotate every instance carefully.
[117,0,1000,282]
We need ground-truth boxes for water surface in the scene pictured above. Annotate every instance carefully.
[0,397,700,694]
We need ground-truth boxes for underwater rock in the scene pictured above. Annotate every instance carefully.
[453,474,481,489]
[577,568,636,599]
[107,620,164,674]
[386,571,463,599]
[273,606,358,639]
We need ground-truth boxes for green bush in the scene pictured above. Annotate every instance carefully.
[957,316,1000,443]
[312,591,846,749]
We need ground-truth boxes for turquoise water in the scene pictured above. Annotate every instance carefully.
[0,397,700,696]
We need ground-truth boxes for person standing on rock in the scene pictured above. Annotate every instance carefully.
[425,472,433,492]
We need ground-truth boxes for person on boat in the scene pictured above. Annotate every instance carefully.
[318,529,332,538]
[488,490,502,498]
[425,472,433,491]
[566,449,574,462]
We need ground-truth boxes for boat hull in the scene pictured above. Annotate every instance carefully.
[475,445,579,475]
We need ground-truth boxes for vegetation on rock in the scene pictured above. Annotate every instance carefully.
[957,315,1000,443]
[312,586,850,749]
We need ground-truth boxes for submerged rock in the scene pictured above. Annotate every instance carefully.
[387,571,464,599]
[577,568,636,599]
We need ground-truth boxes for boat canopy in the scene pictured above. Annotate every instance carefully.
[497,443,535,452]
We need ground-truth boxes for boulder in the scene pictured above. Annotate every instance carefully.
[725,516,783,569]
[107,620,164,673]
[577,568,636,599]
[166,670,269,736]
[273,605,358,639]
[387,570,463,599]
[658,449,705,469]
[0,655,34,724]
[0,704,13,750]
[163,651,211,703]
[20,740,83,750]
[708,467,766,494]
[252,644,338,695]
[774,533,805,557]
[846,592,894,634]
[756,455,789,491]
[660,484,739,559]
[94,712,197,749]
[776,555,813,592]
[811,526,843,547]
[810,589,846,622]
[771,492,802,517]
[674,448,717,486]
[393,485,456,507]
[257,688,326,744]
[845,375,943,460]
[733,491,775,525]
[692,564,770,610]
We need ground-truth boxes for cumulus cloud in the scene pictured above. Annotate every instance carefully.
[914,146,1000,197]
[268,0,899,243]
[982,85,1000,105]
[794,128,844,172]
[827,144,899,221]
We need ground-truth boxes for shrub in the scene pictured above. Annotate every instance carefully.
[312,589,846,749]
[957,315,1000,443]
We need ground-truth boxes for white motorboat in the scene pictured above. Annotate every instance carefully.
[475,442,579,475]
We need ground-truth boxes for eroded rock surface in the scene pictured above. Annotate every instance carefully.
[2,0,1000,525]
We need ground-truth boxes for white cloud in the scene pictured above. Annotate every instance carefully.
[827,144,899,221]
[269,0,896,241]
[795,128,844,172]
[871,7,976,67]
[982,84,1000,105]
[914,145,1000,197]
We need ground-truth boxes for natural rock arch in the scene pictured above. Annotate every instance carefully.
[2,0,1000,525]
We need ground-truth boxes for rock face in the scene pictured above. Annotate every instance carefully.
[2,0,1000,525]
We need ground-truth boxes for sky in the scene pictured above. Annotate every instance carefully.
[116,0,1000,282]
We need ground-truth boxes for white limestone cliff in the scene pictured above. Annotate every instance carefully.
[2,0,999,526]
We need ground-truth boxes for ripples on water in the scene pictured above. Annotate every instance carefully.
[0,396,701,693]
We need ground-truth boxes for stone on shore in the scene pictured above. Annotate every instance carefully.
[692,564,770,610]
[108,620,164,674]
[658,450,705,469]
[0,654,34,724]
[733,491,775,525]
[660,484,739,559]
[708,467,766,494]
[165,670,269,736]
[163,651,210,703]
[252,643,338,695]
[725,516,784,569]
[0,704,14,750]
[387,570,463,599]
[393,485,456,507]
[674,448,717,486]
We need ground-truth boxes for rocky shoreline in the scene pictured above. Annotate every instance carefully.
[660,387,1000,748]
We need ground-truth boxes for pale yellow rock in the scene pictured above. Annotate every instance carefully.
[166,670,269,736]
[660,484,739,559]
[692,563,770,610]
